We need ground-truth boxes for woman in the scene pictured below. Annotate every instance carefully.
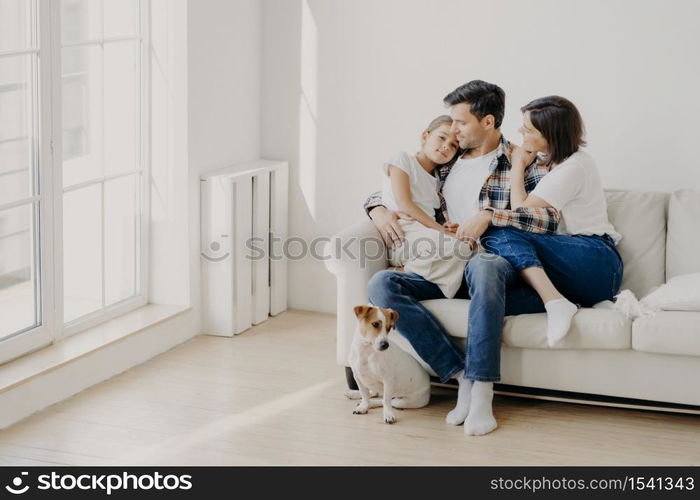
[483,96,623,346]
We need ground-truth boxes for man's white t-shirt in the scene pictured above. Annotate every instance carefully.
[381,151,440,218]
[531,150,621,243]
[442,149,498,223]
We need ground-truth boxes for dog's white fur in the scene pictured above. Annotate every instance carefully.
[347,304,430,424]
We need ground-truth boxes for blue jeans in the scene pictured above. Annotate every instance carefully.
[482,226,624,307]
[367,228,623,383]
[368,256,544,383]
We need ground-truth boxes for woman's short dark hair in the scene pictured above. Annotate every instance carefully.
[521,96,586,165]
[443,80,505,129]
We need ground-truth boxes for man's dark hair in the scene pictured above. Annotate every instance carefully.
[443,80,506,129]
[521,96,586,165]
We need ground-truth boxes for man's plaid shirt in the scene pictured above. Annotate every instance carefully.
[364,135,560,234]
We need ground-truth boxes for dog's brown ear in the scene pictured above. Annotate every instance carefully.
[384,308,399,331]
[354,305,372,320]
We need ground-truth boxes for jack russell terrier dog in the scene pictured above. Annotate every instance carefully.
[346,305,430,423]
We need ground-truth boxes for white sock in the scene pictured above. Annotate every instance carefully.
[446,370,472,425]
[465,381,497,436]
[545,298,578,347]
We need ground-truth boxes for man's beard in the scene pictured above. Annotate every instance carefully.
[459,132,486,153]
[459,139,477,153]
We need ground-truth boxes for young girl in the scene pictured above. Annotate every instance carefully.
[381,115,472,298]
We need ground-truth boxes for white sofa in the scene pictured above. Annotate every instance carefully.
[325,190,700,408]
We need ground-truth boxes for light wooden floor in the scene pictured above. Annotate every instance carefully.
[1,310,698,466]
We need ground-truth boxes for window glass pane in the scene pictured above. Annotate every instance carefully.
[0,0,32,51]
[104,174,137,306]
[104,41,139,176]
[103,0,139,39]
[62,45,103,188]
[63,184,102,323]
[60,0,101,43]
[0,55,34,205]
[0,203,39,339]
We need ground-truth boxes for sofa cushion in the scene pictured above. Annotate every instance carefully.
[420,299,631,350]
[632,311,700,357]
[666,190,700,280]
[421,298,471,338]
[605,190,668,297]
[502,309,631,349]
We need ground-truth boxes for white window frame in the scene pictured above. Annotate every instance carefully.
[0,0,52,364]
[0,0,151,364]
[53,0,151,339]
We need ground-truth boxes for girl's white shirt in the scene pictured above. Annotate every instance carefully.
[381,151,440,219]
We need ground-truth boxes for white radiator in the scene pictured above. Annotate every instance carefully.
[200,160,288,336]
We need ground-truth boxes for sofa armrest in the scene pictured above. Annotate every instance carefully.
[324,219,388,365]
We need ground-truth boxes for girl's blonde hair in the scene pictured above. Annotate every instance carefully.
[425,115,453,133]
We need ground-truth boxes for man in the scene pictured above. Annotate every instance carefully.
[365,80,559,435]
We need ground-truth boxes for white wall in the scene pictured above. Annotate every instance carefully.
[189,0,262,172]
[262,0,700,314]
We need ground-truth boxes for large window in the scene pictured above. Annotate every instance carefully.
[0,0,149,363]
